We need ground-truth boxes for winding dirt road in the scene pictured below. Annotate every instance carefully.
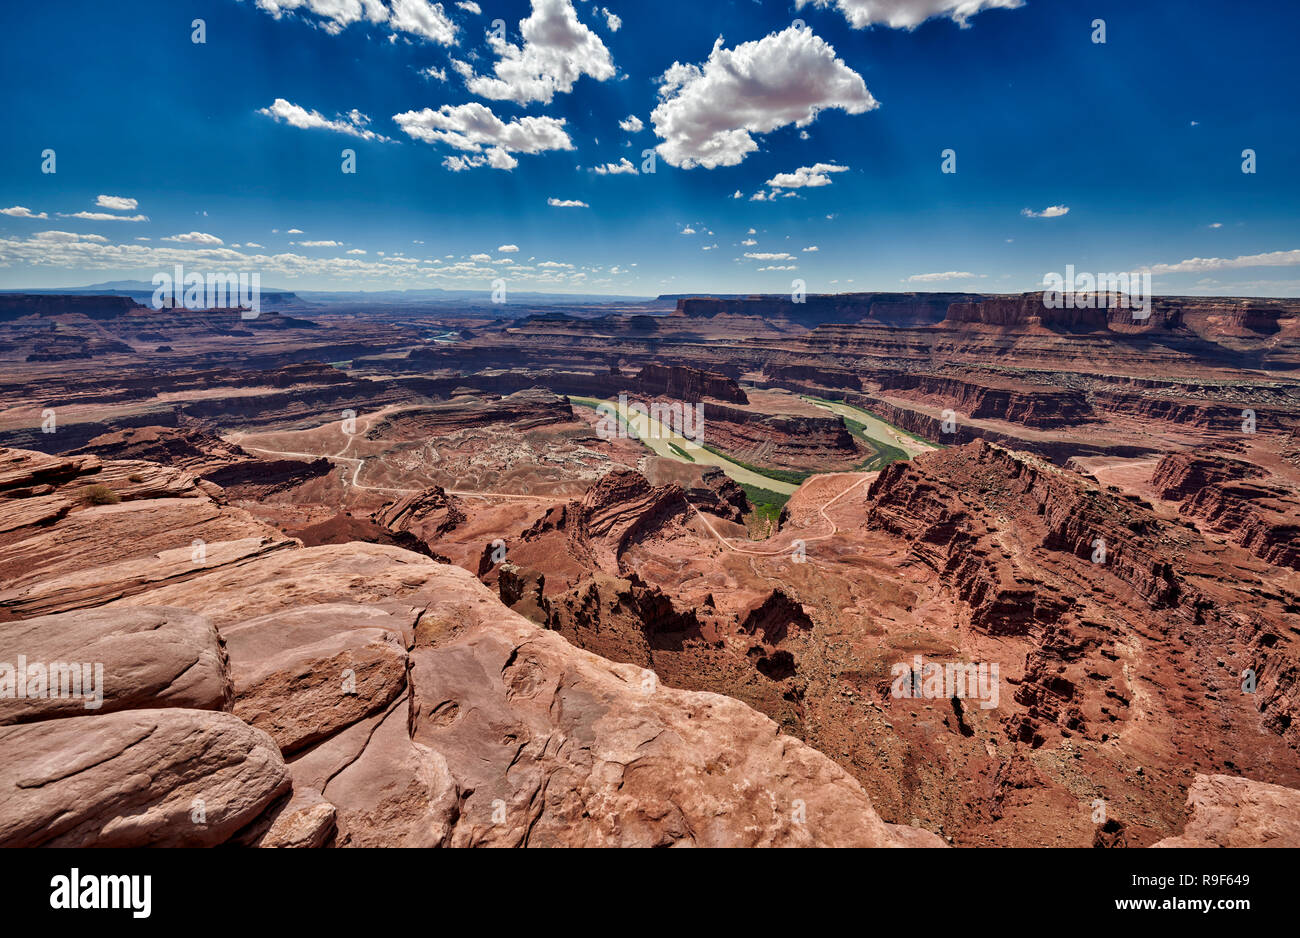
[686,473,874,557]
[227,414,875,554]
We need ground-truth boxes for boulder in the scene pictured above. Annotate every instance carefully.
[1152,774,1300,848]
[224,603,411,754]
[0,606,231,724]
[0,708,290,847]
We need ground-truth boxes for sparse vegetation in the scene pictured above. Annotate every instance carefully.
[700,445,812,485]
[739,482,790,532]
[81,484,120,506]
[668,443,696,462]
[842,418,910,470]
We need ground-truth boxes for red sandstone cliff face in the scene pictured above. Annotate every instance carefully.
[873,373,1092,429]
[944,294,1110,330]
[864,442,1300,758]
[765,364,863,390]
[1183,482,1300,570]
[368,389,574,438]
[0,294,141,322]
[1090,389,1277,431]
[1150,454,1300,571]
[482,470,692,592]
[677,293,976,327]
[700,402,864,469]
[1151,453,1264,500]
[634,363,748,403]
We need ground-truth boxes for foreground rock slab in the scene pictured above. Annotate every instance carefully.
[0,708,289,847]
[0,606,231,724]
[224,602,411,754]
[1152,774,1300,848]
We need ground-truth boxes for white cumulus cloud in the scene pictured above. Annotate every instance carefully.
[1021,205,1070,218]
[651,26,876,169]
[1,206,48,219]
[95,195,138,211]
[591,158,638,175]
[766,162,850,188]
[388,0,458,44]
[394,102,573,171]
[795,0,1023,30]
[548,198,589,208]
[259,98,392,141]
[253,0,457,44]
[163,231,224,246]
[459,0,615,105]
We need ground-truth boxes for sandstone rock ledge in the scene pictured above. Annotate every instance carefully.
[1152,774,1300,848]
[0,539,941,848]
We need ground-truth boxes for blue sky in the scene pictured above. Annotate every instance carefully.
[0,0,1297,296]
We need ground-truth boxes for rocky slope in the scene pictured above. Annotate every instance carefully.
[0,446,942,847]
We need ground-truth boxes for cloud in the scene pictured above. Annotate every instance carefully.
[1021,205,1070,218]
[905,270,980,282]
[95,195,138,211]
[287,228,304,234]
[245,242,265,249]
[652,25,876,169]
[794,0,1024,30]
[745,252,795,261]
[252,0,457,44]
[422,65,448,81]
[591,158,638,175]
[619,115,644,133]
[346,248,367,254]
[297,240,343,247]
[259,98,392,141]
[803,245,819,252]
[1209,222,1223,229]
[741,238,757,246]
[393,102,573,170]
[459,0,615,105]
[1146,249,1300,276]
[455,1,481,13]
[388,0,458,43]
[681,227,697,235]
[253,0,387,34]
[766,162,849,188]
[498,244,520,253]
[548,198,589,208]
[163,231,224,246]
[33,230,109,243]
[444,149,518,171]
[602,7,621,31]
[470,252,493,261]
[0,229,567,288]
[1,206,48,219]
[57,211,149,222]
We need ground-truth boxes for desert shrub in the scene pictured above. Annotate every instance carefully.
[81,484,120,506]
